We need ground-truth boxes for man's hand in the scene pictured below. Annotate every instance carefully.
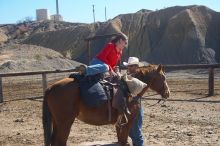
[110,70,117,77]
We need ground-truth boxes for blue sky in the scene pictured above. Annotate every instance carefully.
[0,0,219,24]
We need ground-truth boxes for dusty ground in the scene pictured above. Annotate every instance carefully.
[0,70,220,146]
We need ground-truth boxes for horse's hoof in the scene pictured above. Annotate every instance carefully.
[118,142,130,146]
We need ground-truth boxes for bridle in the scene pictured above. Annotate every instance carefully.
[132,70,168,104]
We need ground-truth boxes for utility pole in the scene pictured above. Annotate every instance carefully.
[56,0,59,15]
[105,6,107,21]
[92,5,95,23]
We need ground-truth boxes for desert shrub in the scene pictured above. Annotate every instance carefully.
[34,54,42,61]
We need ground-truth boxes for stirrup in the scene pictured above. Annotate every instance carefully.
[125,107,131,115]
[116,113,128,127]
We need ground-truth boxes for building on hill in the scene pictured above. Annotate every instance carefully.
[51,0,63,21]
[36,9,49,21]
[50,14,63,21]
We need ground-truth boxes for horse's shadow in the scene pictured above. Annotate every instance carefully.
[83,142,118,146]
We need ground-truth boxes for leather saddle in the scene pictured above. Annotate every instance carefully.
[69,73,116,107]
[69,73,130,122]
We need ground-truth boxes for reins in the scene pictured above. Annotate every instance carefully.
[145,99,166,107]
[133,73,167,106]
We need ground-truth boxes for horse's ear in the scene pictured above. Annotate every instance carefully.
[162,65,165,72]
[157,64,162,72]
[160,64,165,72]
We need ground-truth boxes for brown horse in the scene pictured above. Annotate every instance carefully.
[42,64,170,146]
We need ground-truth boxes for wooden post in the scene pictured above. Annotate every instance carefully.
[0,77,3,103]
[88,41,91,65]
[42,73,47,93]
[208,68,214,96]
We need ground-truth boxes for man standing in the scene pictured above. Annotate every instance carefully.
[123,57,148,146]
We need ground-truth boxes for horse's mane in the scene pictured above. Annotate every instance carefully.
[138,64,159,74]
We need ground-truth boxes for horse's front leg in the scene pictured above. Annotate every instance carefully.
[116,102,141,146]
[115,124,130,146]
[115,115,134,146]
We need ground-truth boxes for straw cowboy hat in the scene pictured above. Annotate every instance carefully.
[123,57,140,66]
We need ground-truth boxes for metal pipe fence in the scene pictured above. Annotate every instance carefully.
[0,69,77,102]
[0,64,219,103]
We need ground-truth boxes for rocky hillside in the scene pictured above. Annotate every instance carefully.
[0,29,8,45]
[0,44,81,73]
[0,21,83,44]
[2,5,220,65]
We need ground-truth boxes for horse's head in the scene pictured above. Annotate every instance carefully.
[135,64,170,99]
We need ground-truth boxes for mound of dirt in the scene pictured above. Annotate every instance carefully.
[2,5,220,65]
[23,5,220,65]
[0,44,82,73]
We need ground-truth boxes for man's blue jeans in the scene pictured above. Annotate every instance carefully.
[86,58,109,76]
[129,106,144,146]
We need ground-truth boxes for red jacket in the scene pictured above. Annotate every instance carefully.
[96,43,122,71]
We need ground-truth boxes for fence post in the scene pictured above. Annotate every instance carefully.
[0,77,3,103]
[208,68,214,96]
[42,73,47,93]
[87,40,91,65]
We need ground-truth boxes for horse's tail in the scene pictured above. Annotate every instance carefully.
[42,88,52,146]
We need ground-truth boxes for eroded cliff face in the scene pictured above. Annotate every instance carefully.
[147,6,220,64]
[22,5,220,65]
